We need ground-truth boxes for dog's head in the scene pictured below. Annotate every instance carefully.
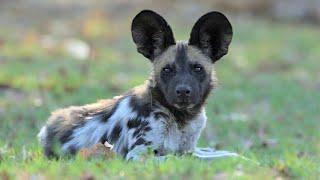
[131,10,233,110]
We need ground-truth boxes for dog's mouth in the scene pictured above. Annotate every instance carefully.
[166,95,198,110]
[173,101,196,110]
[160,88,198,110]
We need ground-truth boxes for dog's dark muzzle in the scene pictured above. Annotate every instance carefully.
[173,84,196,108]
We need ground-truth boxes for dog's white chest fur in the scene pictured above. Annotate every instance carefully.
[138,105,207,156]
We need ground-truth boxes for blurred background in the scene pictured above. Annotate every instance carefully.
[0,0,319,177]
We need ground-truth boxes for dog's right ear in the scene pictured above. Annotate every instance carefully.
[131,10,176,61]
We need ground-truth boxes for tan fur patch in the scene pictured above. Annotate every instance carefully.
[47,96,121,135]
[187,46,219,88]
[130,82,152,104]
[186,46,213,73]
[153,45,177,77]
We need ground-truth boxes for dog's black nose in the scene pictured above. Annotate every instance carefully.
[175,85,191,97]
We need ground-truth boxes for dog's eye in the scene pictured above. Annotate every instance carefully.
[162,67,172,73]
[193,64,203,73]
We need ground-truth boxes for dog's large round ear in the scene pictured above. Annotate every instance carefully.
[131,10,176,61]
[189,12,233,63]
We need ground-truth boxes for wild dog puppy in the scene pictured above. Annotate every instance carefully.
[38,10,233,160]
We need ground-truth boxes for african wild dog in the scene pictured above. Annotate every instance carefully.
[38,10,233,160]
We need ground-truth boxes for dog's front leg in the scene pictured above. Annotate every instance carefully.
[125,129,154,161]
[125,144,149,161]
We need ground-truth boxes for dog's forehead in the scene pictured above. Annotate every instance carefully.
[153,42,213,72]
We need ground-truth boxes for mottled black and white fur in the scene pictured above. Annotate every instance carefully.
[38,10,233,160]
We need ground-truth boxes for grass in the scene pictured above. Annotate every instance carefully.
[0,17,319,179]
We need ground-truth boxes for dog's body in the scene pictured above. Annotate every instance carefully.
[39,78,208,160]
[38,10,233,160]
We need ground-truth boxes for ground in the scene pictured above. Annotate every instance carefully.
[0,17,319,179]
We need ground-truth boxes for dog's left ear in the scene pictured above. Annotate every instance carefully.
[131,10,176,61]
[189,12,233,63]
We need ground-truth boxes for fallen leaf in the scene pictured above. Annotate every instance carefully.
[104,141,113,149]
[81,171,95,180]
[79,143,114,160]
[64,38,90,60]
[0,170,10,180]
